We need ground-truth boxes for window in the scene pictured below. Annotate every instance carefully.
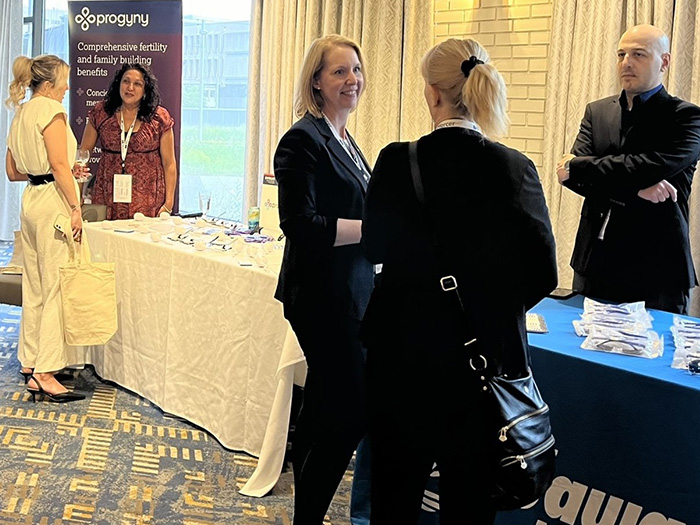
[22,0,38,56]
[181,7,251,219]
[31,0,251,220]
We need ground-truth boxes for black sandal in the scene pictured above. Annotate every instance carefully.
[26,375,85,403]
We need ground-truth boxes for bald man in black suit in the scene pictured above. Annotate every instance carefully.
[558,24,700,314]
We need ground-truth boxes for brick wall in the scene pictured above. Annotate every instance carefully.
[434,0,553,169]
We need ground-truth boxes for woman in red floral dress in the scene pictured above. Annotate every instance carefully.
[79,63,177,219]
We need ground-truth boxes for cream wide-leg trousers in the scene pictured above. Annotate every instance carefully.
[18,179,81,373]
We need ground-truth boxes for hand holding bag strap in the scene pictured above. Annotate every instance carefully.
[65,233,89,265]
[62,218,91,266]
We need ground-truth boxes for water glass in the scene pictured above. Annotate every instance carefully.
[75,149,91,183]
[198,193,212,218]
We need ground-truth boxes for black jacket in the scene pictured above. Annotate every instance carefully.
[361,128,557,374]
[566,87,700,294]
[274,113,374,320]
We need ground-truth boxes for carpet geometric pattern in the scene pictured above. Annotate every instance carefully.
[0,241,355,524]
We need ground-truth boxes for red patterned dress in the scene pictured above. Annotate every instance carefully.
[88,101,174,219]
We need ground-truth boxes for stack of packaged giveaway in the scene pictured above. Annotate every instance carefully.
[670,316,700,371]
[573,298,663,359]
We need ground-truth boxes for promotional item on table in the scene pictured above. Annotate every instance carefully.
[573,298,662,359]
[535,295,700,372]
[97,213,282,269]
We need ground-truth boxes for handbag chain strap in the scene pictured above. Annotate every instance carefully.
[407,141,489,375]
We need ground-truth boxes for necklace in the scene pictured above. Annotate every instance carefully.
[435,118,481,133]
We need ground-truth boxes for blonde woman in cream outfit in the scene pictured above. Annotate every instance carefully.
[5,54,85,403]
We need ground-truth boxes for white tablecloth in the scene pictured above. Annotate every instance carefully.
[73,221,305,487]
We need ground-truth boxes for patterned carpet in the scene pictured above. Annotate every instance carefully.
[0,241,355,524]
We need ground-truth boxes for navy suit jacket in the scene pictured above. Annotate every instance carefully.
[274,113,374,320]
[565,87,700,295]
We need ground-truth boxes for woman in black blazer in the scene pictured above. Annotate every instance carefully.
[273,35,373,524]
[361,39,557,524]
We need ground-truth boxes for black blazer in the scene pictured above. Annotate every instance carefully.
[565,87,700,294]
[361,129,557,373]
[274,113,374,320]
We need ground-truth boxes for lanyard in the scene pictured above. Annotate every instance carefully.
[435,118,481,133]
[322,113,370,183]
[120,110,136,173]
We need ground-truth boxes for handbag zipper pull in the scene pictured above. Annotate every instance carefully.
[517,456,527,469]
[499,427,508,442]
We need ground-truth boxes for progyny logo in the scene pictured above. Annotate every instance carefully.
[74,6,149,31]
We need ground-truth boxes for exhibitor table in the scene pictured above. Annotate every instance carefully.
[73,220,305,458]
[495,296,700,525]
[244,294,700,525]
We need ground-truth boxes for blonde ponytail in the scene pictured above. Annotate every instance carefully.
[6,56,33,109]
[5,54,70,109]
[462,62,508,138]
[421,38,509,138]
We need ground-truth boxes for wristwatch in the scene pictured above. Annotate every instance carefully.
[564,159,571,175]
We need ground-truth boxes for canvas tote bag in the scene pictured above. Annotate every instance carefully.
[59,228,117,345]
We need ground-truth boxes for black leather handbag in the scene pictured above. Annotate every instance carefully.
[407,140,555,510]
[487,369,555,509]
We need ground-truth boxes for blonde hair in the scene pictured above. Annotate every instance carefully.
[421,39,508,138]
[294,34,366,118]
[5,54,70,109]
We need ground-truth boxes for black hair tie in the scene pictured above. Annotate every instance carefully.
[461,56,484,77]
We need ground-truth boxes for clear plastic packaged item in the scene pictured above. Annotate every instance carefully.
[670,325,700,351]
[573,298,653,337]
[582,297,648,316]
[581,326,664,359]
[671,345,700,370]
[573,316,650,337]
[671,316,700,341]
[672,316,700,330]
[670,316,700,370]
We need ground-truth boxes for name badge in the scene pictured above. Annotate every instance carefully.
[113,173,133,203]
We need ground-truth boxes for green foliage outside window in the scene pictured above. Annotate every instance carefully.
[180,125,246,175]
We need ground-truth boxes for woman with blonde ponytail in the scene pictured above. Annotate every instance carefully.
[5,54,85,403]
[360,38,557,523]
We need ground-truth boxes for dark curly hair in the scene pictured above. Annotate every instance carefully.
[103,63,161,121]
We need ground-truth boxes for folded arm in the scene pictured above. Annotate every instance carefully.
[562,103,700,201]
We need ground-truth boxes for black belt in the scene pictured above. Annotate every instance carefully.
[27,174,54,185]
